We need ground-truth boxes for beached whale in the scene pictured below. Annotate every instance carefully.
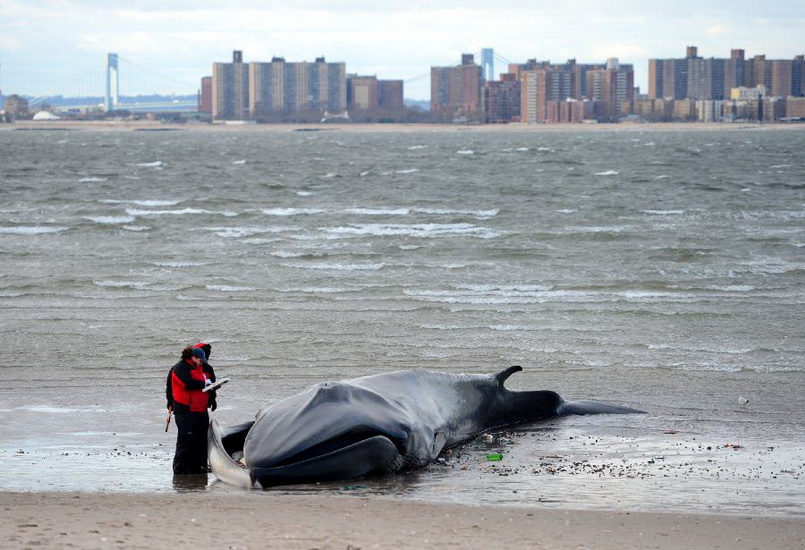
[208,366,643,488]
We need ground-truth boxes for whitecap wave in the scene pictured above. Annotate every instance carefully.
[101,199,182,207]
[93,280,149,290]
[135,161,164,167]
[79,177,107,182]
[153,261,203,268]
[205,226,299,238]
[594,170,619,176]
[262,208,326,216]
[85,216,136,224]
[206,285,256,292]
[414,208,499,218]
[322,223,501,239]
[126,208,238,217]
[0,226,69,235]
[705,285,755,292]
[346,208,411,216]
[284,262,385,271]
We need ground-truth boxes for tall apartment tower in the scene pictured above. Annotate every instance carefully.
[585,58,635,119]
[249,57,346,118]
[199,76,212,113]
[347,75,404,111]
[516,58,633,122]
[431,54,484,121]
[649,47,805,101]
[378,80,404,110]
[212,50,249,120]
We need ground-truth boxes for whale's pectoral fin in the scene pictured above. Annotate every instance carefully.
[557,400,645,416]
[494,365,522,387]
[432,432,447,458]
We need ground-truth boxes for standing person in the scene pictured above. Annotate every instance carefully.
[166,346,214,474]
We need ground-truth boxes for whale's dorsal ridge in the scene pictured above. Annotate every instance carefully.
[494,365,522,387]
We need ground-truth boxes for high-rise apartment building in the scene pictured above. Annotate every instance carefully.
[431,54,484,121]
[649,47,805,100]
[212,50,249,120]
[585,58,635,119]
[249,57,346,118]
[515,58,633,123]
[211,51,346,120]
[378,80,404,111]
[485,73,521,123]
[347,75,404,112]
[199,76,212,114]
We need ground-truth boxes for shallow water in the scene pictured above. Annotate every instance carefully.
[0,127,803,516]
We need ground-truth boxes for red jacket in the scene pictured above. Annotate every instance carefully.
[170,360,210,413]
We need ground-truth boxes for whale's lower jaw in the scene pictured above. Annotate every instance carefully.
[208,420,255,488]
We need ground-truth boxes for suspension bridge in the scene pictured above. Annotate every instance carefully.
[28,53,199,113]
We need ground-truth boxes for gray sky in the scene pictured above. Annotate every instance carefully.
[1,0,803,100]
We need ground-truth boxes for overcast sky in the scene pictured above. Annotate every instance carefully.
[1,1,803,100]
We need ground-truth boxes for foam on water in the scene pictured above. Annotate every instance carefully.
[101,199,182,207]
[126,207,238,217]
[205,285,256,292]
[0,226,69,235]
[262,208,326,216]
[321,223,502,239]
[85,216,136,224]
[345,208,411,216]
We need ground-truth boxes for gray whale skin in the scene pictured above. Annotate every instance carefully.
[208,366,643,488]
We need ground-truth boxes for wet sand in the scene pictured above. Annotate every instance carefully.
[1,491,803,549]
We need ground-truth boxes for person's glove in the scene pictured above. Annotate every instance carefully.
[209,397,217,411]
[205,378,213,387]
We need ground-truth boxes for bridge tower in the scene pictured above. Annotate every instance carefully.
[105,53,119,112]
[481,48,494,82]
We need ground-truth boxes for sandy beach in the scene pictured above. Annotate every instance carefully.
[1,491,803,550]
[3,119,805,133]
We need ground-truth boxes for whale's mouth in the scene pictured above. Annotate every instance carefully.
[270,427,406,468]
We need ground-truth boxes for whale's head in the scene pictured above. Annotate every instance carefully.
[238,381,417,486]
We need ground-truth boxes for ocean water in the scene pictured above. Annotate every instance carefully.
[0,126,803,516]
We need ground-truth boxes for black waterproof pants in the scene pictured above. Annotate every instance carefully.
[172,411,209,474]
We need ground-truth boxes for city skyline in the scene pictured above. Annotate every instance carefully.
[1,1,803,100]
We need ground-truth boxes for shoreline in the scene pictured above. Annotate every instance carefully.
[1,490,803,549]
[2,119,805,133]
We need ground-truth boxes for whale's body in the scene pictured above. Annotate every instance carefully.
[208,366,642,488]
